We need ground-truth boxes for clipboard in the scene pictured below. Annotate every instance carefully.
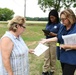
[42,29,50,35]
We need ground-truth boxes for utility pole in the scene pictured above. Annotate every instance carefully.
[24,0,26,17]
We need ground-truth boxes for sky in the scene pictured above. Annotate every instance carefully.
[0,0,76,18]
[0,0,49,17]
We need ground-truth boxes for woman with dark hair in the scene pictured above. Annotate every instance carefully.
[42,9,61,75]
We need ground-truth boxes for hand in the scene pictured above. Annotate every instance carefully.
[49,32,57,37]
[29,49,34,54]
[60,44,66,49]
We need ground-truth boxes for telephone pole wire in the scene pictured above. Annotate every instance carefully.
[24,0,26,17]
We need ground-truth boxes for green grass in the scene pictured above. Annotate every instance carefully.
[22,25,45,42]
[0,24,8,37]
[0,23,62,75]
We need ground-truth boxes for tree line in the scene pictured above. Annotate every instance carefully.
[0,8,48,21]
[26,17,48,21]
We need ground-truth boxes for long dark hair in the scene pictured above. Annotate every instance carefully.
[48,9,60,25]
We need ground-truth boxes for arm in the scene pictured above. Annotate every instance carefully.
[60,44,76,50]
[1,37,14,75]
[40,37,57,44]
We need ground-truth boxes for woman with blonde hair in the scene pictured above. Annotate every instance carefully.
[0,16,33,75]
[40,9,76,75]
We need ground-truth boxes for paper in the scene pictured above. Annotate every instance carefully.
[62,34,76,51]
[62,33,76,45]
[33,43,49,56]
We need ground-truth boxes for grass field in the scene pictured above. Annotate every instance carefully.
[0,22,62,75]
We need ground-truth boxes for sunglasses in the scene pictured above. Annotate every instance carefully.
[18,24,26,28]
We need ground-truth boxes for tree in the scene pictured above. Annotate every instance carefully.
[0,8,14,21]
[62,0,76,9]
[38,0,76,12]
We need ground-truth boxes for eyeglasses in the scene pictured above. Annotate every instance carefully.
[60,18,67,21]
[18,24,26,28]
[20,25,26,28]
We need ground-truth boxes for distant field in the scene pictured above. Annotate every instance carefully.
[26,21,47,24]
[0,21,47,24]
[0,21,47,27]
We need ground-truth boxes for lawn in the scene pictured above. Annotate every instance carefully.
[0,22,62,75]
